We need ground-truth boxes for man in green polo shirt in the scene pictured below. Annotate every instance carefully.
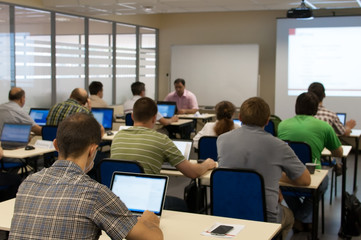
[278,92,343,232]
[110,97,216,178]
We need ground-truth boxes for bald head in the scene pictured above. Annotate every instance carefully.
[70,88,88,105]
[9,87,25,107]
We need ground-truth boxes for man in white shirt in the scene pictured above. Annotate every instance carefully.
[124,82,178,126]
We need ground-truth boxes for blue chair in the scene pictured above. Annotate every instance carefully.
[198,136,218,161]
[287,141,312,165]
[41,125,58,166]
[0,158,28,176]
[211,168,267,222]
[125,113,134,126]
[97,158,144,188]
[264,120,276,136]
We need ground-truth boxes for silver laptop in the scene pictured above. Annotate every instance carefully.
[0,123,32,150]
[110,172,168,217]
[336,113,346,126]
[162,139,192,170]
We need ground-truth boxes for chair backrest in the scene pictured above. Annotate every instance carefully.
[286,141,312,165]
[198,136,218,160]
[211,168,267,222]
[98,158,144,188]
[41,125,58,141]
[264,120,275,136]
[125,113,134,126]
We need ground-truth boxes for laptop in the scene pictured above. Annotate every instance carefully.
[29,108,49,126]
[110,172,168,217]
[0,123,32,150]
[162,139,192,170]
[92,107,114,130]
[157,101,177,118]
[233,119,242,126]
[336,113,346,126]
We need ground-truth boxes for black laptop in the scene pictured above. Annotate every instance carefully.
[110,172,168,217]
[92,107,114,130]
[29,108,49,126]
[0,123,32,150]
[157,101,177,118]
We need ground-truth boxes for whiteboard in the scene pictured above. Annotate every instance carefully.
[170,44,259,106]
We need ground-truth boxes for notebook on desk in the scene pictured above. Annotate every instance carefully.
[157,101,177,118]
[0,123,32,150]
[92,107,114,130]
[336,113,346,126]
[29,108,49,126]
[110,172,168,217]
[162,140,192,170]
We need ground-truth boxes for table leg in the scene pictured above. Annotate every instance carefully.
[353,137,359,192]
[339,156,347,237]
[311,189,319,240]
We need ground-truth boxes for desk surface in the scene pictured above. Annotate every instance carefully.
[321,145,352,157]
[349,129,361,138]
[0,198,280,240]
[2,147,55,159]
[177,113,215,119]
[279,169,328,189]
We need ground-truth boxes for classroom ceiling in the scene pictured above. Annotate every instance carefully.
[41,0,361,16]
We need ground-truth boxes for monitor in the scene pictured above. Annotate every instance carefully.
[29,108,49,126]
[92,108,114,130]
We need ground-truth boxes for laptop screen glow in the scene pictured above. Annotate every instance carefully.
[336,113,346,126]
[157,104,176,118]
[29,108,49,126]
[0,123,31,143]
[172,140,192,160]
[233,119,242,126]
[110,173,168,216]
[92,108,113,130]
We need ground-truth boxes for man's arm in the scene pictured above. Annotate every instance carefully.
[280,170,311,186]
[176,158,216,179]
[158,115,178,126]
[331,146,343,157]
[126,210,163,240]
[31,124,42,135]
[178,109,198,114]
[344,119,356,136]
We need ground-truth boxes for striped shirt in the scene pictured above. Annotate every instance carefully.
[9,160,137,240]
[46,98,91,126]
[315,105,345,135]
[110,126,185,174]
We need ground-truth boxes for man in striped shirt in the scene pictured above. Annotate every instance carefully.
[111,97,216,178]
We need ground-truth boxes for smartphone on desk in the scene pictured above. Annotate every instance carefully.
[210,225,234,236]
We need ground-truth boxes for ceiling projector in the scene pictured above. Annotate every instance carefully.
[287,0,313,18]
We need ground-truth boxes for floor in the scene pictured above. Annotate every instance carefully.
[2,150,361,239]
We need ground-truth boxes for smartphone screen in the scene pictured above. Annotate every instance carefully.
[210,225,234,235]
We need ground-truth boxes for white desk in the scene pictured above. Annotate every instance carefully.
[177,113,215,121]
[0,198,280,240]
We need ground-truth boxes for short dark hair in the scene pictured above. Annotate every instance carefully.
[9,88,25,101]
[240,97,270,127]
[131,82,145,95]
[56,113,101,159]
[133,97,158,123]
[308,82,325,103]
[70,88,88,105]
[174,78,185,86]
[295,92,319,116]
[89,81,103,95]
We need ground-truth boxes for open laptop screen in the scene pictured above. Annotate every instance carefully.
[29,108,49,126]
[0,123,31,143]
[110,172,168,216]
[336,113,346,126]
[233,119,242,126]
[172,140,192,160]
[157,101,177,118]
[92,108,114,130]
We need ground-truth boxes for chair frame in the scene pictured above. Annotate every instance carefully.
[125,113,134,126]
[198,136,218,161]
[211,168,267,222]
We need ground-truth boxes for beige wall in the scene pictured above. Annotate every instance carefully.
[2,0,361,111]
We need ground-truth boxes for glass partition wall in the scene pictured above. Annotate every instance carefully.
[0,3,158,108]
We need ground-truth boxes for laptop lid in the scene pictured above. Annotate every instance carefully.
[92,108,114,130]
[336,112,346,126]
[29,108,49,126]
[0,123,32,147]
[110,172,168,217]
[172,139,192,160]
[157,101,177,118]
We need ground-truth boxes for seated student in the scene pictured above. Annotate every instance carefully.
[111,97,216,178]
[308,82,356,136]
[278,92,343,232]
[89,81,108,108]
[217,97,310,239]
[9,113,163,240]
[124,82,178,126]
[193,100,240,149]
